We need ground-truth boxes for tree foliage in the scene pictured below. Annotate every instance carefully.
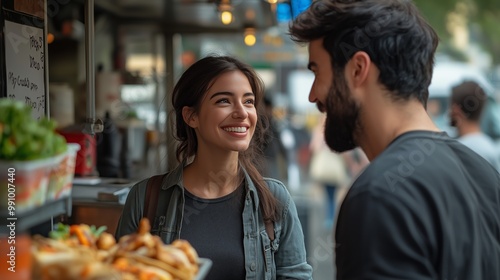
[469,1,500,64]
[413,0,500,65]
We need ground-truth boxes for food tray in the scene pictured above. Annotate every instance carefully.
[195,258,212,280]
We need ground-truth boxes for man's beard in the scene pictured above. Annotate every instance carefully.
[323,75,360,153]
[449,113,457,127]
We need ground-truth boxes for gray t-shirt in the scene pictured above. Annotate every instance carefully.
[336,131,500,279]
[180,184,245,280]
[459,132,500,172]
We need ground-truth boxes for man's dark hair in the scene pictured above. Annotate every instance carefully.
[289,0,439,106]
[451,81,487,121]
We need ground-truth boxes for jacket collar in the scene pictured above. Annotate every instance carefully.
[242,165,260,212]
[162,163,184,190]
[161,162,259,212]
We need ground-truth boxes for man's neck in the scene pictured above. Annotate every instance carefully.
[458,121,482,137]
[357,99,440,161]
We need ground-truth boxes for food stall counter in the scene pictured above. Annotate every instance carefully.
[71,178,136,235]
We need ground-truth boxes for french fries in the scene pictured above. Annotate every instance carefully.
[32,218,200,280]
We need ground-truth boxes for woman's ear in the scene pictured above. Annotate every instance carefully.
[182,106,198,128]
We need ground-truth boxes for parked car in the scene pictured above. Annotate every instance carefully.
[428,60,500,141]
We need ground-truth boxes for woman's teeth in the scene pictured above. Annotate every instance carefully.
[224,127,247,133]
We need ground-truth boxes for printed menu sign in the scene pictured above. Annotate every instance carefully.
[4,19,45,120]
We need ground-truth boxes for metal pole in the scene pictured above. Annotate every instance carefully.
[165,32,177,172]
[44,0,50,119]
[84,0,102,134]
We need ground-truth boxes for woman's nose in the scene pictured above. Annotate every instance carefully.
[232,103,248,119]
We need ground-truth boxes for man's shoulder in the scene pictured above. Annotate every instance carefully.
[349,133,455,196]
[351,130,499,201]
[459,132,495,143]
[366,131,454,173]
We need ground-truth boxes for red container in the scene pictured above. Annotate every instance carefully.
[0,234,31,280]
[57,130,96,177]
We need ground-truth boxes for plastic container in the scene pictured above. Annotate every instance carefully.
[46,143,81,201]
[0,156,59,214]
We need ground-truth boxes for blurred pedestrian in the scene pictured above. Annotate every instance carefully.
[341,147,369,182]
[261,96,288,181]
[449,81,500,172]
[309,115,348,229]
[116,55,313,279]
[290,0,500,279]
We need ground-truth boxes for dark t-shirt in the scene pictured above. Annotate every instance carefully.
[336,131,500,279]
[180,184,246,280]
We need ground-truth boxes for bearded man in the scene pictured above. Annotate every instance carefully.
[290,0,500,279]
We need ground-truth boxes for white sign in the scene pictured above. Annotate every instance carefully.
[4,20,45,120]
[288,70,317,113]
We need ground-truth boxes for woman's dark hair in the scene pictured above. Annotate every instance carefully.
[171,55,279,223]
[289,0,439,106]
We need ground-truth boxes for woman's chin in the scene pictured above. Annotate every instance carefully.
[231,144,250,153]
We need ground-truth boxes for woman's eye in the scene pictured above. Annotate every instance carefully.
[216,99,229,104]
[245,99,255,105]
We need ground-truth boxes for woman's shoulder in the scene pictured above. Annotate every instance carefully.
[262,177,291,201]
[130,177,150,191]
[126,178,149,200]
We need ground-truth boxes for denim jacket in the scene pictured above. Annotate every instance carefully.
[116,163,313,280]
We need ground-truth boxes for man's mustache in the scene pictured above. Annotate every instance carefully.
[316,102,326,113]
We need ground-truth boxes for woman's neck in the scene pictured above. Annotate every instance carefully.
[182,152,241,199]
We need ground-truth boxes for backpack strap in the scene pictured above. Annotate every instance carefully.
[143,174,165,224]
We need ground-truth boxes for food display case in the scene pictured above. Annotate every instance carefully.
[0,197,72,235]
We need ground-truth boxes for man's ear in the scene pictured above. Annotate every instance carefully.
[182,106,198,128]
[450,104,465,119]
[348,51,371,88]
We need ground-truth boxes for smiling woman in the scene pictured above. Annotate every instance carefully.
[115,55,313,280]
[181,70,257,156]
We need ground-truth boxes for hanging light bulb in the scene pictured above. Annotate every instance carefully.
[220,10,233,25]
[244,27,256,46]
[218,0,233,25]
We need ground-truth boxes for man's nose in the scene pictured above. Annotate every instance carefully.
[309,89,317,103]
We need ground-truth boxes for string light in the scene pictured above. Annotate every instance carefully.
[220,10,233,25]
[218,0,233,25]
[244,28,256,46]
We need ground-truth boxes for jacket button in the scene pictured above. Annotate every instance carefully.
[250,262,256,271]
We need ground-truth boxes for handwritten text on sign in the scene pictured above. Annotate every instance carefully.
[4,20,45,120]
